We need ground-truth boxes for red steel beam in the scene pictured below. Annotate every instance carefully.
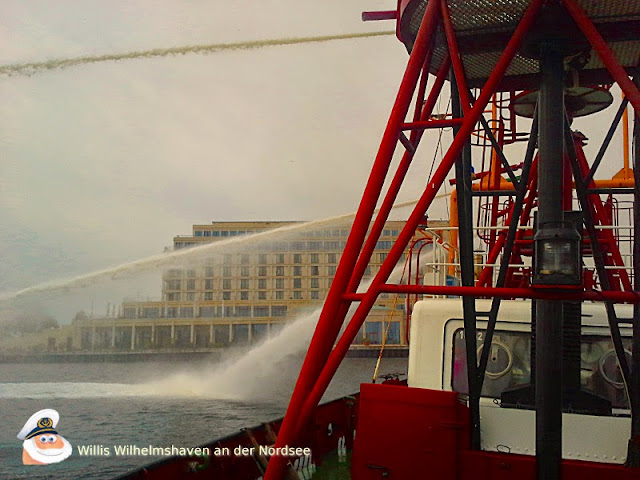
[344,284,640,303]
[561,0,640,116]
[440,0,472,114]
[293,0,546,447]
[263,1,443,478]
[335,58,452,364]
[347,57,450,297]
[401,118,464,130]
[412,48,434,122]
[362,10,397,22]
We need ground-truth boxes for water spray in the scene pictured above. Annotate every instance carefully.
[0,31,394,77]
[142,264,407,400]
[0,199,419,304]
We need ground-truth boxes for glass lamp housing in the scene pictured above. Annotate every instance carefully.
[533,224,582,286]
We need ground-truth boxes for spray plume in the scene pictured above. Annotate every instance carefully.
[0,31,394,77]
[142,263,408,400]
[0,264,408,400]
[0,199,419,304]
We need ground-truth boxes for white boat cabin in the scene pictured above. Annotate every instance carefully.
[408,298,632,464]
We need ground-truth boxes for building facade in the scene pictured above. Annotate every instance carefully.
[73,219,449,352]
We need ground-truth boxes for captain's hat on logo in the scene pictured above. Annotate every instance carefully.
[17,409,60,441]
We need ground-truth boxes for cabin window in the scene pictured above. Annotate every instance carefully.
[451,329,530,399]
[451,328,631,411]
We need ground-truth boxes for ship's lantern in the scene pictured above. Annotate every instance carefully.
[533,223,581,286]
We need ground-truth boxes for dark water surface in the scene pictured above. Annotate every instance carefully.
[0,356,406,479]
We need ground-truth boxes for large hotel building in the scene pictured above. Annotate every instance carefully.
[73,219,449,353]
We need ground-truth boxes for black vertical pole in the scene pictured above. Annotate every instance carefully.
[450,71,481,450]
[536,44,565,480]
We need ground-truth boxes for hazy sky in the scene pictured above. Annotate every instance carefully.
[0,1,629,320]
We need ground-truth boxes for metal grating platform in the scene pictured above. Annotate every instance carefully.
[399,0,640,90]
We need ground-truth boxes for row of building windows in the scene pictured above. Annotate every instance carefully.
[175,241,359,251]
[166,254,341,277]
[124,305,289,319]
[165,253,404,282]
[163,266,351,289]
[355,321,402,345]
[167,277,328,290]
[194,230,251,237]
[164,289,323,302]
[192,229,401,238]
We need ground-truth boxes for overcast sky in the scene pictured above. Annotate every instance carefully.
[0,1,628,321]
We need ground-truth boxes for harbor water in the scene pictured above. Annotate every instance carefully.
[0,356,407,479]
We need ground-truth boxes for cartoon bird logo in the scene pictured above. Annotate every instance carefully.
[17,409,72,465]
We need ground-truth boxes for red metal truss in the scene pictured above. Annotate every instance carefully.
[265,1,640,478]
[263,1,545,478]
[263,0,444,476]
